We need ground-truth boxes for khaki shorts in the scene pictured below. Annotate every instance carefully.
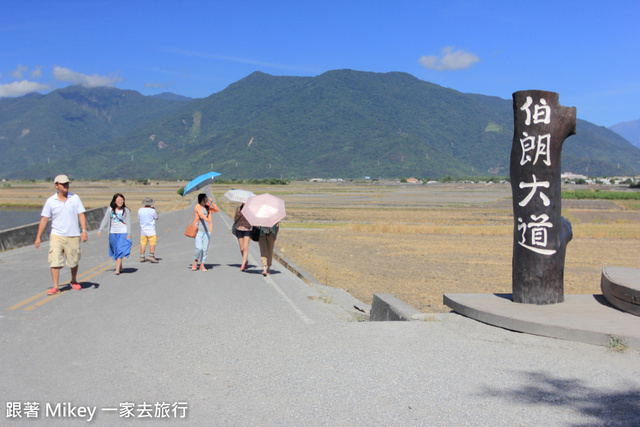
[48,235,81,268]
[140,235,157,246]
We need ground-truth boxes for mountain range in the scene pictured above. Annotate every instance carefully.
[610,119,640,150]
[1,69,639,180]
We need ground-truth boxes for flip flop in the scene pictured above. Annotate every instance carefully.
[71,282,81,290]
[46,288,60,294]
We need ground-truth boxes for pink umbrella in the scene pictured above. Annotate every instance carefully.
[241,193,286,227]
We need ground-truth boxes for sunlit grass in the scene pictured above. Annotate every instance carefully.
[285,221,639,239]
[0,203,42,209]
[572,223,640,239]
[284,222,340,229]
[339,222,512,236]
[615,200,640,210]
[281,205,639,239]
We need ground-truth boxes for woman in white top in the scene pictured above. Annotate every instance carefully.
[98,193,132,275]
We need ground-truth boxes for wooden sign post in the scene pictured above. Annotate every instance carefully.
[510,90,576,304]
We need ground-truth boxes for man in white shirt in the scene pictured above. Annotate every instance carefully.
[138,197,159,263]
[35,174,88,294]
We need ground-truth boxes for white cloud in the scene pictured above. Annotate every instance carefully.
[419,46,480,71]
[0,80,49,98]
[30,66,43,79]
[53,66,123,87]
[10,64,29,79]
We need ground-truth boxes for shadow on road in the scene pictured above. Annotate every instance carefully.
[482,371,640,426]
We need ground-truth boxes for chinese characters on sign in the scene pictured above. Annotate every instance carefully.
[516,95,554,256]
[6,401,188,421]
[510,90,576,304]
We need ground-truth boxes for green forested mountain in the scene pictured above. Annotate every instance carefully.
[2,70,639,180]
[0,86,186,175]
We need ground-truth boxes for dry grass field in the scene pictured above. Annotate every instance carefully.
[3,180,639,313]
[0,180,191,212]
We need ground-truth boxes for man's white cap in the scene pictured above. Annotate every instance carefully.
[54,174,70,184]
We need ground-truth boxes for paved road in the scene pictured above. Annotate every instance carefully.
[1,207,639,426]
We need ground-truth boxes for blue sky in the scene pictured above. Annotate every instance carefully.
[1,0,638,127]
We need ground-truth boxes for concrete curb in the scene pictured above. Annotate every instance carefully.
[273,247,371,321]
[370,293,423,321]
[0,206,106,252]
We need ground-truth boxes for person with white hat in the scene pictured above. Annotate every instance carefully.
[34,174,88,294]
[138,196,159,263]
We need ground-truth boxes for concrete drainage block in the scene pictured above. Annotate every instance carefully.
[370,293,422,321]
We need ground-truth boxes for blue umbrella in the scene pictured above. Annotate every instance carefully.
[183,171,221,196]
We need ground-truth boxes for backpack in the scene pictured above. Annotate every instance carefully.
[250,227,260,242]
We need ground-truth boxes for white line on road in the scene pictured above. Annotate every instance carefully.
[264,271,315,325]
[221,211,314,325]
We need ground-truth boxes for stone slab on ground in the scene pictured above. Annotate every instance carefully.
[444,293,640,350]
[601,266,640,316]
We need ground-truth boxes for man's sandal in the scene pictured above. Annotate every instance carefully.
[71,281,81,290]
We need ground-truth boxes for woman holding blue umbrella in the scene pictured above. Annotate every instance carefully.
[192,193,218,271]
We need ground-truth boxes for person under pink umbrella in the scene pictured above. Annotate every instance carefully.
[240,193,286,276]
[233,203,252,271]
[258,222,279,276]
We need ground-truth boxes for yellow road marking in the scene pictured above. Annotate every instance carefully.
[81,259,114,276]
[22,261,116,311]
[23,291,67,310]
[8,244,143,311]
[8,292,47,311]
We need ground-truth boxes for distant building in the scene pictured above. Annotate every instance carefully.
[561,172,587,180]
[406,177,420,184]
